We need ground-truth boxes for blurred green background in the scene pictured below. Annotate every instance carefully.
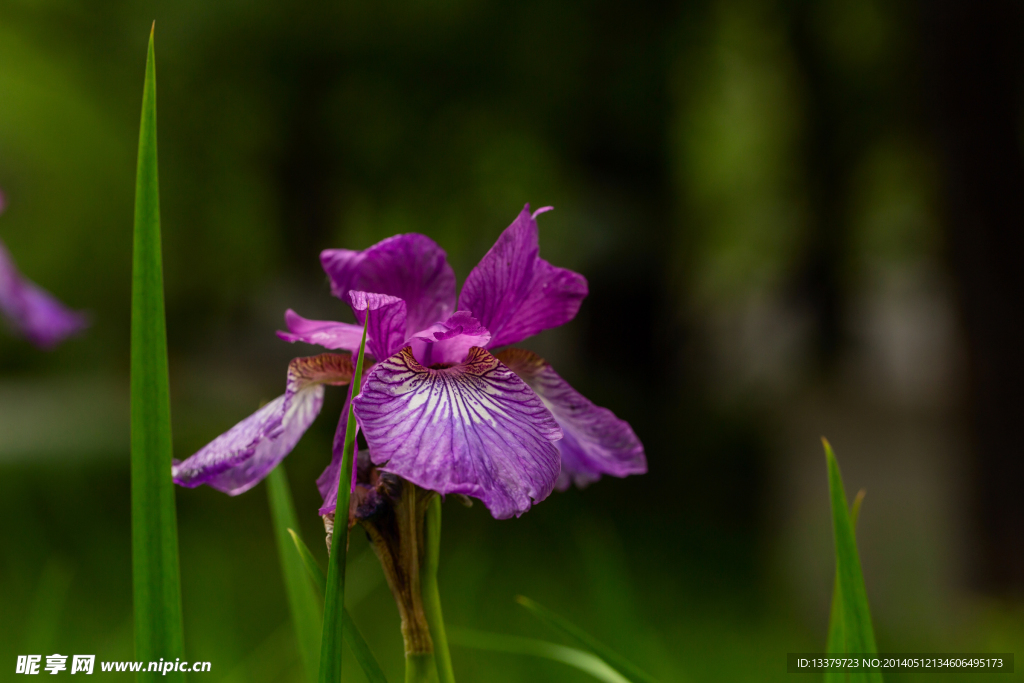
[3,0,1024,680]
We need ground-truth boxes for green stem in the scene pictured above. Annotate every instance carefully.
[421,496,454,683]
[267,466,321,683]
[318,318,369,683]
[405,653,439,683]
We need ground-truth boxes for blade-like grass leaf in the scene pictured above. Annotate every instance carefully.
[422,496,455,683]
[826,489,866,663]
[130,24,184,680]
[448,629,629,683]
[516,596,658,683]
[318,315,368,683]
[823,439,882,683]
[288,528,389,683]
[268,465,321,683]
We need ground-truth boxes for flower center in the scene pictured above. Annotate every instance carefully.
[429,362,456,370]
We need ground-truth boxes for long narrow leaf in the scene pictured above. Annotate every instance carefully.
[130,24,184,680]
[449,629,629,683]
[268,465,321,683]
[422,496,455,683]
[516,596,658,683]
[289,528,326,594]
[318,315,368,683]
[289,528,389,683]
[826,489,866,663]
[823,439,882,683]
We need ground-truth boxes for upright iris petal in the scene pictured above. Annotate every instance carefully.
[321,233,456,335]
[0,194,88,348]
[459,205,588,348]
[354,346,562,519]
[173,352,354,495]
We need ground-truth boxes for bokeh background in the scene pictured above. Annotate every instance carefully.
[2,0,1024,680]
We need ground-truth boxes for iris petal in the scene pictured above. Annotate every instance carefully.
[458,205,587,348]
[321,234,456,335]
[172,353,354,495]
[349,290,408,361]
[353,346,562,519]
[277,309,365,352]
[497,348,646,490]
[408,311,491,367]
[0,238,88,348]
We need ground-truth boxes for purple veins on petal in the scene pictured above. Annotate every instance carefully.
[458,205,588,349]
[277,309,365,352]
[0,238,88,348]
[353,346,562,519]
[497,348,646,490]
[321,233,456,335]
[172,353,354,495]
[349,290,408,361]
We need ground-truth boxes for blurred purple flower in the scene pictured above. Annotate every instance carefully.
[0,192,88,348]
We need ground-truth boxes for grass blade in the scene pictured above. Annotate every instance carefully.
[823,439,882,683]
[130,23,185,680]
[826,489,866,663]
[318,315,368,683]
[422,496,455,683]
[516,596,658,683]
[449,629,629,683]
[289,527,389,683]
[289,528,326,594]
[268,465,321,683]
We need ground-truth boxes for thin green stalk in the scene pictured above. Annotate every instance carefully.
[267,466,321,683]
[130,23,184,681]
[422,496,454,683]
[318,316,368,683]
[287,529,390,683]
[405,655,437,683]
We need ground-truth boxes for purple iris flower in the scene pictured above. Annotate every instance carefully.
[174,205,646,519]
[0,191,88,348]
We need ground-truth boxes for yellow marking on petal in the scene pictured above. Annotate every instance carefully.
[494,347,547,380]
[287,352,355,391]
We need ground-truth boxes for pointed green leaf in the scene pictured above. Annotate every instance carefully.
[826,488,866,664]
[268,466,321,683]
[130,24,184,680]
[288,527,389,683]
[422,495,456,683]
[289,528,326,595]
[516,596,658,683]
[823,439,882,683]
[318,315,368,683]
[449,629,629,683]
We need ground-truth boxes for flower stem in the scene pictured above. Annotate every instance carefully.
[422,496,455,683]
[406,654,439,683]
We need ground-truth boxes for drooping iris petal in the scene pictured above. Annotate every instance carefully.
[0,238,88,348]
[349,290,408,361]
[173,353,354,495]
[321,233,456,335]
[277,309,365,352]
[353,346,562,519]
[458,205,587,348]
[408,311,491,367]
[497,348,646,490]
[316,390,360,516]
